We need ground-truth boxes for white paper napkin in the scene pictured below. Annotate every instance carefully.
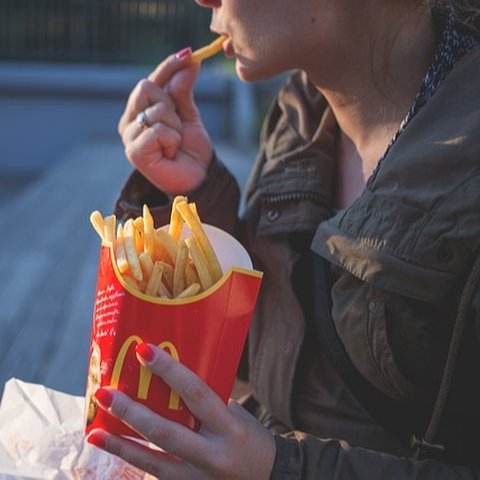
[0,378,152,479]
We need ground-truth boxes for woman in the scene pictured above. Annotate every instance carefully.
[87,0,480,478]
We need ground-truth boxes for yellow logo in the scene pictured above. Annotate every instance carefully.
[110,335,180,410]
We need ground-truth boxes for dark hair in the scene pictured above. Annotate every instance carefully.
[434,0,480,34]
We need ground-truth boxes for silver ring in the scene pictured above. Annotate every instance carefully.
[136,111,149,129]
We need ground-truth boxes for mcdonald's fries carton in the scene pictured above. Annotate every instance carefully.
[84,223,262,439]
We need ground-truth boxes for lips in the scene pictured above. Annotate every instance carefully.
[210,28,235,58]
[222,36,235,58]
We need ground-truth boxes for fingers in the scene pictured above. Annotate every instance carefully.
[87,428,187,479]
[119,78,184,162]
[136,343,231,434]
[119,48,202,163]
[148,50,201,122]
[146,101,183,132]
[126,123,182,163]
[122,101,182,145]
[147,49,194,88]
[118,78,176,136]
[93,389,208,465]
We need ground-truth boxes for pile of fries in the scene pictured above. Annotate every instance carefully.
[90,196,223,300]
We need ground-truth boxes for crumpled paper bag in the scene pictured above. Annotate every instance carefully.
[0,378,154,479]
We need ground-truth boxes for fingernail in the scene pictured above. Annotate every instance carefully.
[94,388,114,409]
[175,47,192,60]
[87,431,107,449]
[136,342,156,363]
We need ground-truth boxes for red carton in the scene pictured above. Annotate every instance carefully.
[84,224,262,439]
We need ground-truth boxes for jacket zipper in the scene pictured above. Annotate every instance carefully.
[262,191,326,205]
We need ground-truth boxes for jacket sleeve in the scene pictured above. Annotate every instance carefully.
[271,433,480,479]
[114,152,241,235]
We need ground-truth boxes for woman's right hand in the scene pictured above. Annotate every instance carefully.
[118,49,213,196]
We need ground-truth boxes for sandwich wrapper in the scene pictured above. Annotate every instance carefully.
[84,224,263,438]
[0,378,153,479]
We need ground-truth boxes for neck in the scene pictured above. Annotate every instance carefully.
[306,2,437,163]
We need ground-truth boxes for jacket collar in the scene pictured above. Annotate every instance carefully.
[313,46,480,302]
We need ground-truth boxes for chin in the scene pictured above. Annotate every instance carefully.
[235,61,276,83]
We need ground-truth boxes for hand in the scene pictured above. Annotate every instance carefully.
[87,343,276,479]
[118,49,213,195]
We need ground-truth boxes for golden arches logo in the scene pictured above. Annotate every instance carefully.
[110,335,180,410]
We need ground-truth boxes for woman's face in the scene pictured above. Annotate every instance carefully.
[193,0,325,82]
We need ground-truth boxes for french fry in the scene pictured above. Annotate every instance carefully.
[123,219,143,282]
[177,283,201,299]
[159,261,174,293]
[90,211,105,241]
[158,280,172,299]
[169,195,187,242]
[138,251,154,281]
[189,202,201,222]
[173,240,188,298]
[153,235,169,263]
[138,278,148,293]
[116,224,130,274]
[104,215,116,245]
[185,236,213,291]
[143,204,155,258]
[190,34,227,63]
[134,217,145,254]
[154,229,178,264]
[123,274,140,290]
[145,261,164,297]
[176,201,223,282]
[185,260,200,287]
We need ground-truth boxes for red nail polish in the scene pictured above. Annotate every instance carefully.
[95,388,114,408]
[175,47,192,60]
[87,432,106,449]
[136,342,156,362]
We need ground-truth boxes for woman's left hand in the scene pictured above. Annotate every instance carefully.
[87,343,276,479]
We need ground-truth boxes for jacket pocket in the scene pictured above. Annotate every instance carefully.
[366,298,427,403]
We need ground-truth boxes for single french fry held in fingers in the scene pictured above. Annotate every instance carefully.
[190,34,228,63]
[176,200,223,282]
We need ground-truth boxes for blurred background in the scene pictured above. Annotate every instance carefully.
[0,0,282,399]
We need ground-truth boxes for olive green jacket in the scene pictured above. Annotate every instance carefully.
[115,45,480,479]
